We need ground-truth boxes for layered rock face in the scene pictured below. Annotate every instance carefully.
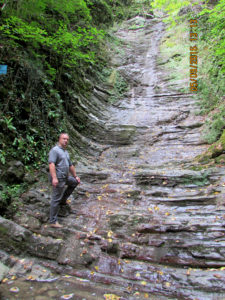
[0,17,225,300]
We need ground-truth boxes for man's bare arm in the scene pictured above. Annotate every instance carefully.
[49,163,58,187]
[69,165,80,183]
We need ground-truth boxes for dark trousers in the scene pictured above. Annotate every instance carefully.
[50,176,78,224]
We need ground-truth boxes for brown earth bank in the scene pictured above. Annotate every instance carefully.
[1,16,225,300]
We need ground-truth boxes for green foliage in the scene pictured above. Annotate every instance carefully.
[0,16,104,67]
[122,0,154,19]
[0,183,27,216]
[181,170,210,186]
[0,0,133,167]
[0,150,6,165]
[202,105,225,144]
[151,0,191,26]
[158,22,189,92]
[104,0,134,21]
[110,71,128,103]
[86,0,113,26]
[0,116,16,132]
[196,0,225,142]
[99,68,128,103]
[4,0,91,24]
[153,0,225,145]
[198,0,225,71]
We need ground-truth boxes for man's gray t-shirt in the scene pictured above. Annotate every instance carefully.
[48,145,72,179]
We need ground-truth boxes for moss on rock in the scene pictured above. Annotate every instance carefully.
[196,129,225,164]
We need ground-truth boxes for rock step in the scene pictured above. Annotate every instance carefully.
[0,217,63,260]
[134,169,210,187]
[1,249,225,300]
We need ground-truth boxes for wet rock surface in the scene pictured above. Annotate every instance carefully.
[1,17,225,300]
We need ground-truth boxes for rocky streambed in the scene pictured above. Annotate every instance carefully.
[1,17,225,300]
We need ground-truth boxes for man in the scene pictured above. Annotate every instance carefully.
[48,133,80,228]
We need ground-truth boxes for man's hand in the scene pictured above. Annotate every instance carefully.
[69,165,80,184]
[49,163,58,187]
[52,177,59,187]
[75,176,81,184]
